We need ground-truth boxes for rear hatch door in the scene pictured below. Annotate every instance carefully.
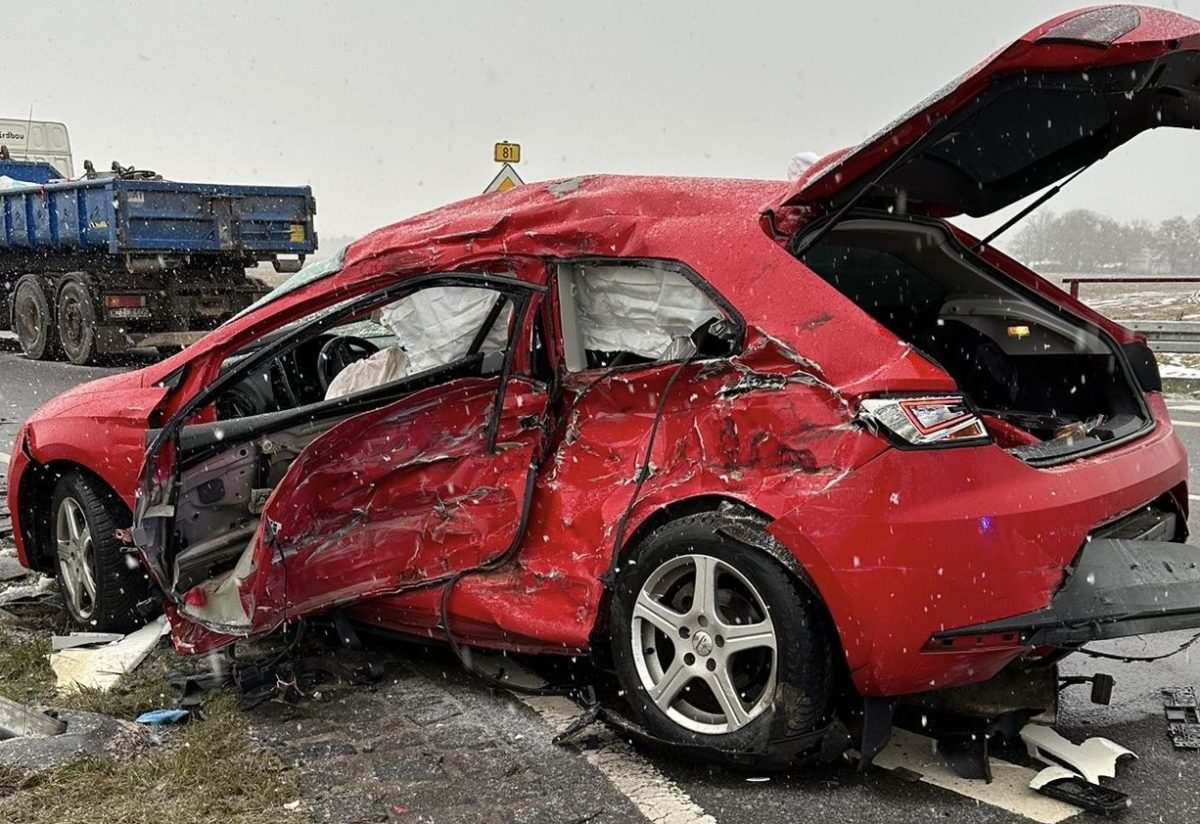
[776,5,1200,221]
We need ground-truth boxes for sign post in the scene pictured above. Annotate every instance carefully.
[485,141,525,193]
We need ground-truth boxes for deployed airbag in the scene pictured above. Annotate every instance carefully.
[561,263,722,363]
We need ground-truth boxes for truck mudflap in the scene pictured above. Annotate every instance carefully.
[931,539,1200,647]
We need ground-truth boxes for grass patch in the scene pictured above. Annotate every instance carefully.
[0,631,54,703]
[0,692,303,824]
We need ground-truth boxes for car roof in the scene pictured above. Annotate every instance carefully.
[338,174,786,286]
[142,175,788,383]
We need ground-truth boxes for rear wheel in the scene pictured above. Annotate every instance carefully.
[51,472,152,632]
[611,514,832,757]
[57,278,98,365]
[12,275,60,361]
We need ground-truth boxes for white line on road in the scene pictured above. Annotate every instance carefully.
[875,728,1080,824]
[1171,420,1200,428]
[0,452,9,466]
[518,692,718,824]
[1167,403,1200,413]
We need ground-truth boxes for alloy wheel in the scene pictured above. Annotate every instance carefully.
[630,553,778,734]
[55,496,98,620]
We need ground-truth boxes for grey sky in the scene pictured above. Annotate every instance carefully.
[7,1,1200,240]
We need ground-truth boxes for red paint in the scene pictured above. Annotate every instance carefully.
[7,7,1195,700]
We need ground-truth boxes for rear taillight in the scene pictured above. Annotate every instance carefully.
[103,294,148,309]
[858,394,990,448]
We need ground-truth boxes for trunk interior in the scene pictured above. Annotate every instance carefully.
[800,216,1150,463]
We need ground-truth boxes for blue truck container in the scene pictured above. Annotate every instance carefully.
[0,159,316,364]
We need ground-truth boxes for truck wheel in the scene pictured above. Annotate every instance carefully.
[610,514,833,761]
[57,278,99,365]
[12,275,61,361]
[51,471,153,632]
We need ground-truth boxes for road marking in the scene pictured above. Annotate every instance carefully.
[1167,403,1200,413]
[1171,420,1200,428]
[519,693,717,824]
[875,728,1080,823]
[1189,494,1200,502]
[0,452,9,466]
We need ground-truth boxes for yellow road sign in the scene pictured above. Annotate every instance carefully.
[494,142,521,163]
[484,162,525,194]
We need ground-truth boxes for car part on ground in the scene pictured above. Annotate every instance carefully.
[1162,686,1200,750]
[1020,723,1136,785]
[49,616,165,692]
[50,472,152,633]
[1028,765,1132,815]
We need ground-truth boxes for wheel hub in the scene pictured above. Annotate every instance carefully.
[630,553,778,735]
[55,497,97,620]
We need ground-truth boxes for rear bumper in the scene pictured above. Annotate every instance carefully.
[931,538,1200,646]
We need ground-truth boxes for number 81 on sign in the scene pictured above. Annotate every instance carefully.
[494,142,521,163]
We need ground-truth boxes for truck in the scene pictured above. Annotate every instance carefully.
[0,118,74,177]
[0,148,316,364]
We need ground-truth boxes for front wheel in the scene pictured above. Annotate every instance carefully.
[610,513,832,757]
[51,472,152,632]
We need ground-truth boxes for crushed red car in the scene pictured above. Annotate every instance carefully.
[8,3,1200,765]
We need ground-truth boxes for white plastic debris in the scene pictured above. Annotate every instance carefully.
[1028,765,1080,791]
[49,616,167,693]
[50,632,125,652]
[1019,723,1136,784]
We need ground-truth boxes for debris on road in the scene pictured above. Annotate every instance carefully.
[0,694,67,738]
[1029,765,1132,814]
[0,575,58,608]
[50,631,125,652]
[1020,724,1136,785]
[50,616,166,693]
[0,708,156,772]
[1162,686,1200,750]
[134,708,190,726]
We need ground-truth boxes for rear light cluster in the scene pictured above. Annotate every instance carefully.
[858,395,990,448]
[103,295,148,309]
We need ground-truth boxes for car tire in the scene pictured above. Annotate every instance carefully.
[610,513,832,756]
[12,275,61,361]
[51,472,152,632]
[57,277,99,365]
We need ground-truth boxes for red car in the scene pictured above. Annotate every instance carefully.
[9,4,1200,762]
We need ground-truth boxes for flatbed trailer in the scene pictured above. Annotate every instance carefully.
[0,160,316,364]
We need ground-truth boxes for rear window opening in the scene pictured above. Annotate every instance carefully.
[801,216,1150,464]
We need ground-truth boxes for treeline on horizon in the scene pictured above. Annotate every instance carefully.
[1006,209,1200,275]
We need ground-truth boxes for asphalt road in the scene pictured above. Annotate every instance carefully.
[2,340,1199,823]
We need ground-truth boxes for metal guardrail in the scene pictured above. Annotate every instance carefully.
[1063,276,1200,298]
[1121,320,1200,353]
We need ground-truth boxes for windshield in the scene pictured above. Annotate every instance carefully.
[226,245,348,323]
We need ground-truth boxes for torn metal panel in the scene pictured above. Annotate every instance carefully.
[172,377,546,644]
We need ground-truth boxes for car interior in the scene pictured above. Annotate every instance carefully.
[801,217,1150,461]
[162,262,737,603]
[167,283,523,595]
